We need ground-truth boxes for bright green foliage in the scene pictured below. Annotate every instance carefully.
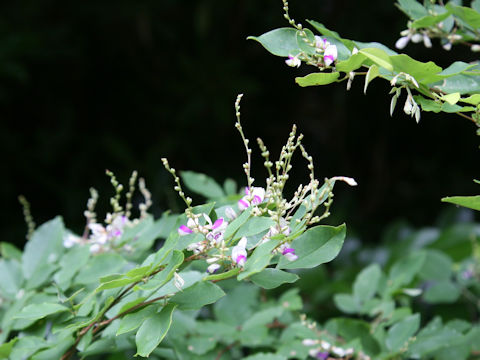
[2,1,480,359]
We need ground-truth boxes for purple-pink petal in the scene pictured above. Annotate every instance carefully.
[212,218,224,230]
[252,195,262,204]
[282,247,296,255]
[238,198,250,210]
[235,254,246,265]
[316,352,329,360]
[178,225,193,236]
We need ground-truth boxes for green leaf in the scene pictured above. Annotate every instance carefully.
[0,259,23,300]
[388,251,426,290]
[0,242,22,261]
[419,250,453,281]
[135,250,184,291]
[9,336,47,360]
[238,240,279,280]
[14,302,69,321]
[96,277,139,292]
[249,268,299,289]
[441,92,461,105]
[431,73,480,95]
[390,54,442,82]
[75,253,127,285]
[307,20,356,50]
[278,224,346,269]
[213,283,259,326]
[22,217,64,280]
[424,61,476,84]
[243,306,284,330]
[386,314,420,352]
[0,338,17,358]
[204,267,240,282]
[336,53,367,73]
[135,303,176,357]
[461,94,480,105]
[359,48,393,71]
[409,326,464,358]
[223,209,251,239]
[326,318,380,355]
[353,263,382,303]
[53,245,90,290]
[334,294,361,314]
[414,96,472,113]
[295,72,340,87]
[411,11,451,28]
[423,281,460,303]
[235,216,276,240]
[364,65,379,94]
[446,3,480,28]
[442,195,480,211]
[31,336,74,360]
[397,0,428,19]
[248,28,301,57]
[116,304,158,336]
[170,281,225,310]
[181,171,224,199]
[279,288,303,310]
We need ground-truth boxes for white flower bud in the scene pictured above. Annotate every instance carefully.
[411,33,423,43]
[302,339,317,346]
[395,35,411,49]
[423,34,432,48]
[471,44,480,52]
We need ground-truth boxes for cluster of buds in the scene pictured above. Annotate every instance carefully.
[285,36,338,69]
[395,29,432,50]
[396,23,480,53]
[166,94,356,278]
[302,338,360,360]
[282,0,337,70]
[300,315,369,360]
[63,170,152,254]
[389,74,421,123]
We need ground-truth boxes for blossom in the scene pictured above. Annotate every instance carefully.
[88,223,108,244]
[308,349,329,359]
[174,272,185,291]
[207,263,221,274]
[314,35,329,50]
[279,243,298,261]
[106,215,128,238]
[63,233,81,248]
[423,34,432,48]
[330,176,358,186]
[178,214,227,239]
[238,186,266,210]
[225,207,237,220]
[285,54,301,68]
[323,44,337,66]
[395,35,411,49]
[232,237,248,267]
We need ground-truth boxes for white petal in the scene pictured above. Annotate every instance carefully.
[395,36,410,49]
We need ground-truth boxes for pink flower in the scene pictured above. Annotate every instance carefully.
[238,186,266,210]
[285,54,301,68]
[323,45,337,66]
[232,237,248,267]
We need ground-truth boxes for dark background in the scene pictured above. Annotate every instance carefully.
[2,0,479,248]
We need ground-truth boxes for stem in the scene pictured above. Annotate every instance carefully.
[456,111,477,124]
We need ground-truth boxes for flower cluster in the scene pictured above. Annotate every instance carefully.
[303,338,356,360]
[164,94,356,278]
[285,36,338,69]
[178,213,228,254]
[62,170,152,254]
